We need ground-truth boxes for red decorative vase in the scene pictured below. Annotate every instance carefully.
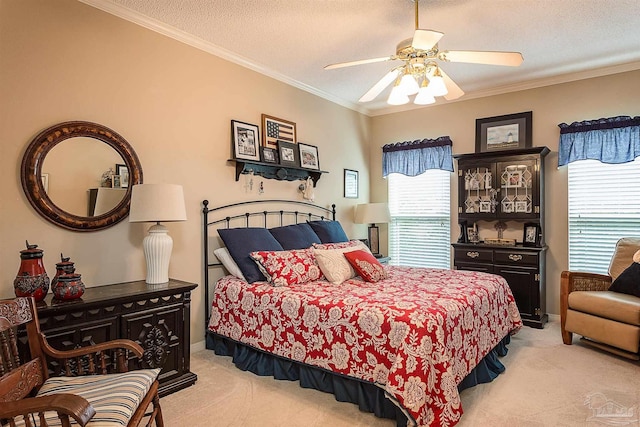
[52,273,85,301]
[51,253,76,289]
[14,241,50,302]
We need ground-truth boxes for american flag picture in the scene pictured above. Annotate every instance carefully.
[262,114,297,148]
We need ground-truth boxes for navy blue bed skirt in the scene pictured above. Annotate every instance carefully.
[206,332,511,427]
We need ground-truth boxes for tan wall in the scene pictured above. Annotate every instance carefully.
[371,69,640,315]
[0,0,371,344]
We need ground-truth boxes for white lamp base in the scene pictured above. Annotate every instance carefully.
[143,223,173,285]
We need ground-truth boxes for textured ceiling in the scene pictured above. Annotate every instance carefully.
[82,0,640,116]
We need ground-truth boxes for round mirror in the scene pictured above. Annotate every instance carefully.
[21,121,143,231]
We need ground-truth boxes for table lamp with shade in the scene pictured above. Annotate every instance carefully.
[129,184,187,285]
[354,203,390,256]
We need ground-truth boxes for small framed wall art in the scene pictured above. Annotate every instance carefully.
[476,111,532,153]
[115,164,129,188]
[298,143,320,170]
[344,169,358,198]
[260,146,279,164]
[523,222,541,247]
[231,120,260,161]
[277,141,299,167]
[262,114,296,149]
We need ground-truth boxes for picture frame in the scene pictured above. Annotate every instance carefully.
[260,146,279,164]
[277,140,299,167]
[112,174,121,188]
[458,220,469,243]
[344,169,359,198]
[298,143,319,170]
[475,111,532,153]
[467,225,479,243]
[523,222,541,247]
[115,164,129,188]
[262,114,296,149]
[231,120,261,161]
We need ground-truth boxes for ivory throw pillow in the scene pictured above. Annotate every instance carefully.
[313,241,370,285]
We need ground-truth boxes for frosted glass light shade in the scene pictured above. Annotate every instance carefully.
[399,74,420,95]
[428,75,448,97]
[414,86,436,105]
[387,85,409,105]
[129,184,187,285]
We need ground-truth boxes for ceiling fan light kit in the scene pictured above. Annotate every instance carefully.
[325,0,523,107]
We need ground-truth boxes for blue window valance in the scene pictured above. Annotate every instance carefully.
[558,116,640,166]
[382,136,453,177]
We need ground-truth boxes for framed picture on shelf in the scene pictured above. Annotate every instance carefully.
[277,141,299,167]
[476,111,532,153]
[523,222,541,246]
[115,164,129,188]
[344,169,358,198]
[458,220,469,243]
[231,120,260,161]
[262,114,296,149]
[260,146,279,164]
[298,143,319,170]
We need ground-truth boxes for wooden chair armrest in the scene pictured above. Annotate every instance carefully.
[561,271,612,293]
[0,394,96,426]
[39,336,144,359]
[38,335,145,375]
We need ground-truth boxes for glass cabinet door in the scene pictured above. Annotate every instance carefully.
[458,161,497,218]
[496,159,538,218]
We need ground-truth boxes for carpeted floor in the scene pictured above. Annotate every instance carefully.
[160,320,639,426]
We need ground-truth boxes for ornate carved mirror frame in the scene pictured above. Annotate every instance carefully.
[21,121,143,231]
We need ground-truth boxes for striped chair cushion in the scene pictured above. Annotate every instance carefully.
[16,368,160,427]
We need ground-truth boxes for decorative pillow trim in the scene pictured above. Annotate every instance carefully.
[344,250,388,283]
[251,248,324,287]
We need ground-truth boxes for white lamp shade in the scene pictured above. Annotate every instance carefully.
[129,184,187,223]
[354,203,390,224]
[428,75,448,97]
[387,85,410,105]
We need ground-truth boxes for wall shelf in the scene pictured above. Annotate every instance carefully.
[229,159,327,186]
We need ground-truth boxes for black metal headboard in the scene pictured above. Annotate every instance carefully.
[202,199,336,326]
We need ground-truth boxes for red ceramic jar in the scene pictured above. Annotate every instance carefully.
[14,241,50,302]
[52,273,85,301]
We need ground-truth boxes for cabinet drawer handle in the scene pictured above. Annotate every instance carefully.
[466,251,480,259]
[508,254,523,261]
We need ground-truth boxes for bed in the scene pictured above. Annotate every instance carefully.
[202,199,522,427]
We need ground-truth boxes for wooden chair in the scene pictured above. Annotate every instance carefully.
[0,297,164,426]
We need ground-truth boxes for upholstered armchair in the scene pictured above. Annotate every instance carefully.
[0,297,164,426]
[560,237,640,360]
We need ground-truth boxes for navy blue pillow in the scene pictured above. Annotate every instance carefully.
[217,228,284,283]
[307,220,349,243]
[269,223,321,250]
[609,261,640,297]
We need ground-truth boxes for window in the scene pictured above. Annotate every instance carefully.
[568,158,640,273]
[387,170,450,268]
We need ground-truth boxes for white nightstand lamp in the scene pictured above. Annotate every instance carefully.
[129,184,187,284]
[354,203,390,256]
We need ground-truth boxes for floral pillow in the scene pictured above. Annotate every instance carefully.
[250,248,324,287]
[313,240,369,251]
[343,249,388,283]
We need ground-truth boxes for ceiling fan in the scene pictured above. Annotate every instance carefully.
[324,0,523,106]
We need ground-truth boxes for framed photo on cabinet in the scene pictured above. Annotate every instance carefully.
[523,222,541,247]
[231,120,260,161]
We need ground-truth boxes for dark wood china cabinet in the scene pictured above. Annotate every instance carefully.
[452,147,549,328]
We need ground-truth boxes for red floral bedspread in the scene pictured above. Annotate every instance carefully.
[208,266,522,427]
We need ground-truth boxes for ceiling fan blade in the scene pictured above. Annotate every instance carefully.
[439,50,523,67]
[359,69,400,103]
[411,29,444,51]
[324,56,394,70]
[438,69,464,101]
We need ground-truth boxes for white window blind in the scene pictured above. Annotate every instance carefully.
[388,170,450,268]
[568,158,640,273]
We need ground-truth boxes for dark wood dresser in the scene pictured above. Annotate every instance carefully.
[18,279,198,397]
